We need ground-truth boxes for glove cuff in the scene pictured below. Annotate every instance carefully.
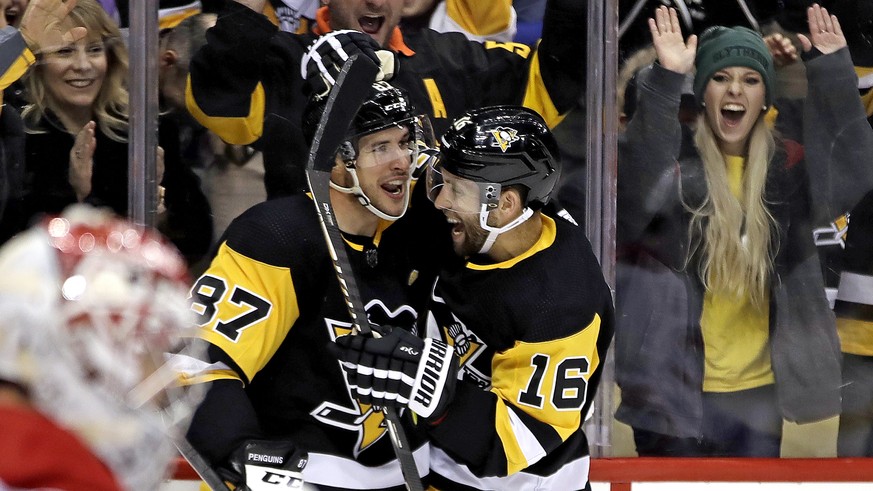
[408,338,456,418]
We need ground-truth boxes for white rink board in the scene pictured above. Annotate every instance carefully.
[165,482,872,490]
[591,484,873,491]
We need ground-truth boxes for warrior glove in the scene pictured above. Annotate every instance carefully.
[331,327,458,420]
[224,439,308,491]
[300,30,398,98]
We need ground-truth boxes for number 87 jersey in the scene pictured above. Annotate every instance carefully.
[420,214,615,491]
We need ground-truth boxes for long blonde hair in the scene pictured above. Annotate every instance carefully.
[688,113,777,307]
[22,0,129,141]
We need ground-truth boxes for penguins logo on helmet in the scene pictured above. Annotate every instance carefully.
[489,127,520,152]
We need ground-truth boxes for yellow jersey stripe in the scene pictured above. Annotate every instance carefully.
[185,76,266,145]
[445,0,513,36]
[521,44,564,128]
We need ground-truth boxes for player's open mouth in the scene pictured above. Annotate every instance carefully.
[446,217,464,238]
[359,15,384,35]
[381,179,405,197]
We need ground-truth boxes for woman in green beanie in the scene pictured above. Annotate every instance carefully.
[616,4,869,456]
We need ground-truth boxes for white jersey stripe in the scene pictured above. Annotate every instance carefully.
[430,446,590,490]
[302,444,429,489]
[837,272,873,306]
[506,404,547,467]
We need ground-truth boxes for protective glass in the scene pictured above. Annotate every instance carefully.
[426,157,501,214]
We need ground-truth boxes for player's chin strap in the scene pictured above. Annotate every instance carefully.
[476,204,534,255]
[330,164,410,221]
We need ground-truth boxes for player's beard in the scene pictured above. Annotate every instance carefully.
[452,212,490,258]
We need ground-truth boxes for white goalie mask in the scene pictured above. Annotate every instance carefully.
[0,205,204,490]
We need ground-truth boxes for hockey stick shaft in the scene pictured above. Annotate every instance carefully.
[174,436,233,491]
[305,55,424,491]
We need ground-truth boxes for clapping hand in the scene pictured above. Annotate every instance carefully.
[69,120,95,202]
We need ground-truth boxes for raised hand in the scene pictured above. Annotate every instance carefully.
[300,30,384,98]
[69,120,95,202]
[19,0,87,54]
[764,33,798,68]
[648,6,697,74]
[797,4,847,55]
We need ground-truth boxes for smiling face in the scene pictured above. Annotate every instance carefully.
[430,166,493,257]
[702,66,766,156]
[326,0,405,47]
[349,124,413,218]
[41,31,108,118]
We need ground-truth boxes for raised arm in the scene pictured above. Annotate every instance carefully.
[617,6,698,246]
[799,4,873,224]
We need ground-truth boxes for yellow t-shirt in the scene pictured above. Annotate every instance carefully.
[700,155,775,392]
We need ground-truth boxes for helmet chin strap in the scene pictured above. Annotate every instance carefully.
[330,164,410,222]
[476,204,534,255]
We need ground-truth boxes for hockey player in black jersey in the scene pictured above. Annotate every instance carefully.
[181,81,450,490]
[333,106,615,490]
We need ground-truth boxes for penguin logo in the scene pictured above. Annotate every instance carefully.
[490,127,519,152]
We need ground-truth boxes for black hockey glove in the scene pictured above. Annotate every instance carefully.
[330,327,459,419]
[224,439,308,491]
[300,30,397,98]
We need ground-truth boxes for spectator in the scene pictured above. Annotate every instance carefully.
[159,12,262,251]
[615,5,855,457]
[0,0,86,244]
[333,105,615,490]
[187,0,585,199]
[0,205,202,491]
[19,0,212,267]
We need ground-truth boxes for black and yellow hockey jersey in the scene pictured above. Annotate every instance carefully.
[186,2,585,198]
[420,215,614,490]
[184,191,449,490]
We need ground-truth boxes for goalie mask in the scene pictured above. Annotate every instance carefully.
[304,81,434,221]
[0,205,202,490]
[427,105,561,254]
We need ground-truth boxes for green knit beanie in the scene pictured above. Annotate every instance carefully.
[693,26,775,108]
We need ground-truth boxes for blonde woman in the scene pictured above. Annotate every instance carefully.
[19,0,211,265]
[615,4,858,456]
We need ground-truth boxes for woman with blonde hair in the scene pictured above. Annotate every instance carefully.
[19,0,211,265]
[615,4,865,456]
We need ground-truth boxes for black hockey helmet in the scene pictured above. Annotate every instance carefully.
[303,81,417,150]
[434,105,560,211]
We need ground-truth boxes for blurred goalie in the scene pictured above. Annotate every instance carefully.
[0,205,204,491]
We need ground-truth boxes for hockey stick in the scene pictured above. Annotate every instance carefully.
[174,436,233,491]
[305,55,424,491]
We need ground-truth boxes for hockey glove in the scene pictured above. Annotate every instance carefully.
[331,327,459,419]
[225,439,308,491]
[300,30,397,98]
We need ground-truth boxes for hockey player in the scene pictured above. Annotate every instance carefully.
[186,0,585,198]
[0,205,202,491]
[181,81,450,490]
[332,106,615,490]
